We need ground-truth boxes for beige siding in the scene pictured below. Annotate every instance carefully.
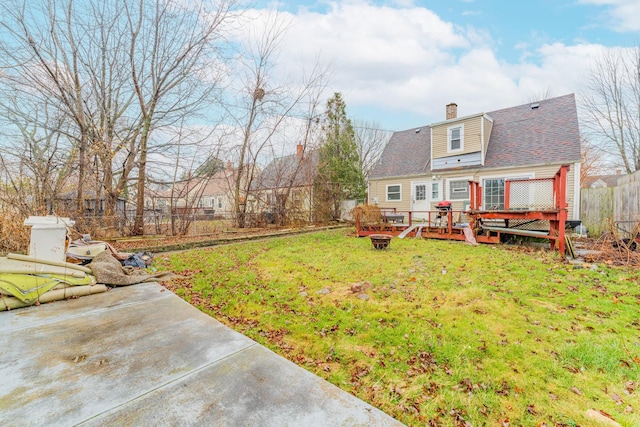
[368,179,413,212]
[369,163,578,219]
[432,116,483,159]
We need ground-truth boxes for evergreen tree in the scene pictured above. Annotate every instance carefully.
[195,156,224,177]
[314,93,365,221]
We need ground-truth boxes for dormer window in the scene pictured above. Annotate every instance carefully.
[448,124,463,152]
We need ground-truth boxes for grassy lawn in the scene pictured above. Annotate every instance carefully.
[158,229,640,426]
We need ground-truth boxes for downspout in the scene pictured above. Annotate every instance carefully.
[573,162,581,220]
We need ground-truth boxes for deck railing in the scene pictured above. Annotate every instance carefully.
[505,178,554,210]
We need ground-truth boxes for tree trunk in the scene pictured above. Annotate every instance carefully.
[133,122,150,235]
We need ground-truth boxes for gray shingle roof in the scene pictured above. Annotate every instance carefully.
[253,150,319,190]
[369,93,581,179]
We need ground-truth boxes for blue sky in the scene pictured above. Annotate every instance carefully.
[244,0,639,132]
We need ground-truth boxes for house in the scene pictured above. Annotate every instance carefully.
[149,165,239,219]
[250,144,318,224]
[52,190,128,216]
[582,173,622,188]
[368,94,582,222]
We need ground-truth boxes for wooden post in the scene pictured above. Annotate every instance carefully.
[504,181,511,210]
[552,165,569,255]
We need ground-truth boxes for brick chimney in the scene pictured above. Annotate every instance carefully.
[446,103,458,120]
[296,143,304,159]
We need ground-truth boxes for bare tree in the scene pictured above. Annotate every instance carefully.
[0,0,236,235]
[353,119,391,179]
[580,135,607,185]
[125,0,235,235]
[227,11,330,227]
[526,88,555,103]
[0,96,74,216]
[0,0,100,215]
[164,124,227,236]
[582,47,640,174]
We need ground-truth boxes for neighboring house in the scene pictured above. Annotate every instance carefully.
[368,94,582,220]
[250,144,319,223]
[45,169,130,217]
[582,174,623,188]
[149,166,239,219]
[52,190,128,216]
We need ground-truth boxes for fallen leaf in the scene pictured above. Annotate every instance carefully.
[625,380,637,393]
[571,386,583,395]
[611,393,623,405]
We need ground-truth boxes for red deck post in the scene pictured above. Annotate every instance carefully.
[468,181,482,210]
[552,165,569,254]
[504,181,510,210]
[469,181,477,210]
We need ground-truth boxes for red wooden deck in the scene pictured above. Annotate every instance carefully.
[357,165,570,254]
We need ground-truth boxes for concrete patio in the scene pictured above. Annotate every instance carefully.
[0,282,402,426]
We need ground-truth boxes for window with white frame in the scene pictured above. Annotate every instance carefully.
[386,184,401,201]
[448,125,463,152]
[448,179,469,200]
[431,181,442,201]
[483,178,504,209]
[218,197,223,209]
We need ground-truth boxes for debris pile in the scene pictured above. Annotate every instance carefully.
[0,216,169,311]
[581,219,640,267]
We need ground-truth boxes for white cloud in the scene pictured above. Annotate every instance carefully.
[579,0,640,32]
[238,1,624,130]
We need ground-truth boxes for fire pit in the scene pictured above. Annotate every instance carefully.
[369,234,392,250]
